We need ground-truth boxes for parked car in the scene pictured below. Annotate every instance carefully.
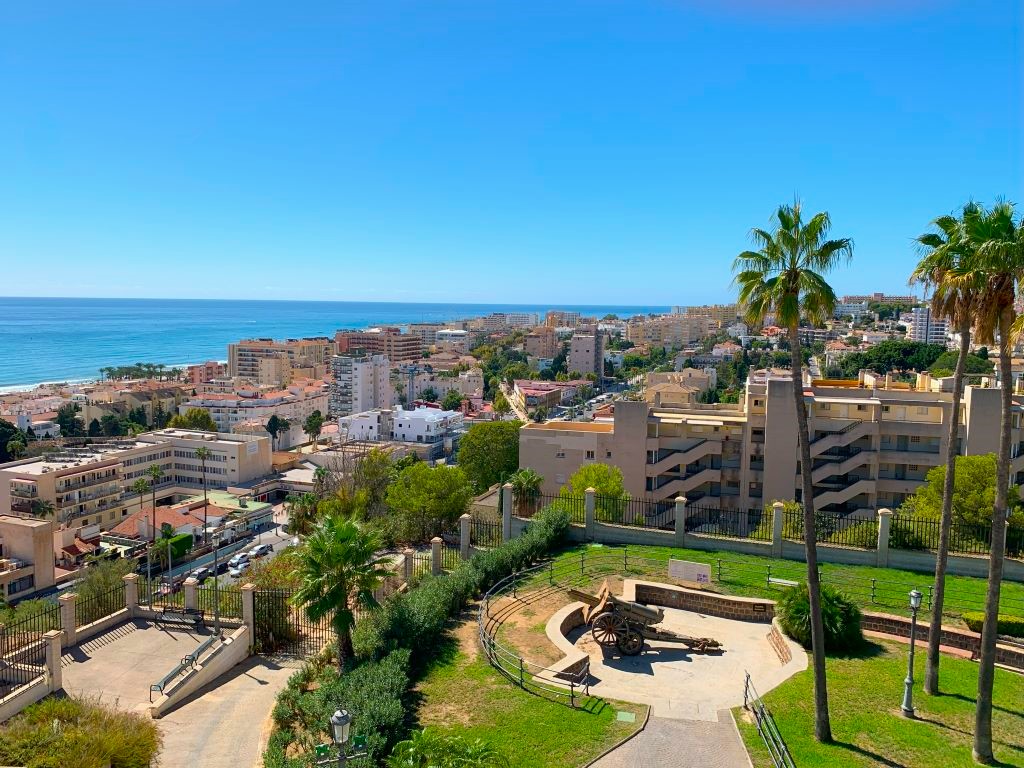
[228,560,251,579]
[249,543,273,559]
[227,552,250,569]
[189,567,212,583]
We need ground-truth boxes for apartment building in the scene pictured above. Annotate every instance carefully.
[177,380,328,449]
[568,330,604,379]
[842,293,918,306]
[407,323,445,347]
[329,354,392,417]
[627,315,713,350]
[520,369,1014,515]
[513,380,590,410]
[476,312,538,331]
[228,337,334,387]
[545,310,582,328]
[673,304,740,327]
[338,406,464,459]
[905,307,949,346]
[335,327,422,363]
[0,516,56,600]
[435,329,471,354]
[525,326,560,358]
[187,361,227,385]
[833,302,870,320]
[403,368,484,402]
[0,429,272,532]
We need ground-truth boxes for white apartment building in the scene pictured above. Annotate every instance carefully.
[178,381,328,449]
[568,331,604,380]
[338,406,465,459]
[329,354,393,417]
[906,307,949,346]
[0,429,272,532]
[834,301,870,320]
[435,329,470,354]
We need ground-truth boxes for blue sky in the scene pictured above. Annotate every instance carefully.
[0,1,1019,304]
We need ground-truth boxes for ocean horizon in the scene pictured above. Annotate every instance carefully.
[0,296,669,391]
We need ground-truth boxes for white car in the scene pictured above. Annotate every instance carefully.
[228,560,251,579]
[227,552,250,569]
[249,543,273,559]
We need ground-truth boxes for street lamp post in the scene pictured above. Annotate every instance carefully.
[901,588,923,718]
[212,532,222,637]
[330,709,351,767]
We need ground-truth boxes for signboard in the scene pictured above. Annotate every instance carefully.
[247,441,259,455]
[314,745,331,758]
[668,559,711,585]
[352,735,367,749]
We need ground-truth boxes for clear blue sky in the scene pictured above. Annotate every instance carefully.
[1,1,1020,305]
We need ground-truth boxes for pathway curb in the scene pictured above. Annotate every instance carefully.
[582,703,651,768]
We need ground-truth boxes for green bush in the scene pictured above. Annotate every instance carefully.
[777,582,864,653]
[962,611,1024,638]
[827,520,878,549]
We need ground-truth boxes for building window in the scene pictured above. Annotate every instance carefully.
[8,575,34,595]
[916,406,929,415]
[909,464,919,471]
[585,450,595,460]
[556,450,565,458]
[910,436,921,443]
[857,404,867,411]
[882,405,891,412]
[606,451,612,458]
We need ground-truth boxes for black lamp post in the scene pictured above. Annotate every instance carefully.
[901,588,924,717]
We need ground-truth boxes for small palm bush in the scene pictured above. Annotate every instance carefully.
[777,582,863,653]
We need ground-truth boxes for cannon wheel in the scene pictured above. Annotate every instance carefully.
[591,612,627,647]
[617,630,644,656]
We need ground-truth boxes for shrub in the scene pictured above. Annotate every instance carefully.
[962,612,1024,639]
[827,520,878,549]
[777,582,863,653]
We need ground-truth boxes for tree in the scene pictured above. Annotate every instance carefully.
[733,200,852,743]
[910,203,985,696]
[285,492,320,538]
[265,414,290,450]
[5,437,26,460]
[167,408,218,432]
[87,418,103,437]
[55,403,85,437]
[419,387,439,403]
[385,463,473,542]
[971,200,1022,763]
[531,406,548,423]
[492,391,511,415]
[291,512,390,670]
[559,463,629,522]
[900,455,1024,527]
[29,498,55,518]
[195,446,211,543]
[303,410,325,450]
[352,448,396,519]
[0,420,24,462]
[146,464,164,545]
[441,389,465,412]
[457,421,521,493]
[100,413,125,436]
[508,468,543,517]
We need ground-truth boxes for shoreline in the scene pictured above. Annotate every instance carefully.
[0,360,227,396]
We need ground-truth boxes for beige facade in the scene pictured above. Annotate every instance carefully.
[0,430,272,533]
[335,327,422,363]
[568,331,604,379]
[520,370,1020,513]
[626,315,713,349]
[525,326,559,359]
[0,515,55,600]
[228,337,334,387]
[677,304,740,327]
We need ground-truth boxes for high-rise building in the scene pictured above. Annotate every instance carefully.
[407,323,444,348]
[626,315,713,349]
[544,310,582,328]
[329,354,392,417]
[227,337,334,387]
[335,327,421,363]
[568,330,604,380]
[906,307,949,345]
[842,293,918,306]
[679,304,740,327]
[524,326,560,359]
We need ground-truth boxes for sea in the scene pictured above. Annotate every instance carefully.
[0,297,669,391]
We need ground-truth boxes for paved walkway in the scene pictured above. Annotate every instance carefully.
[61,619,292,768]
[592,712,751,768]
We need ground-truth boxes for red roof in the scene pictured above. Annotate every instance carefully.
[110,506,206,538]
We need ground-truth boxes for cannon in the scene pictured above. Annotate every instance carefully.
[567,581,722,657]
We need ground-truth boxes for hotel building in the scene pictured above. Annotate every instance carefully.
[228,337,334,387]
[329,354,393,417]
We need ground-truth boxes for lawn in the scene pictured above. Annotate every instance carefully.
[413,628,645,768]
[735,639,1024,767]
[540,542,1024,624]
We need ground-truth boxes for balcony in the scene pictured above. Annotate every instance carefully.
[646,440,722,475]
[813,478,876,508]
[809,420,876,457]
[649,467,721,502]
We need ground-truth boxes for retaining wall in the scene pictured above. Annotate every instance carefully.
[625,580,775,623]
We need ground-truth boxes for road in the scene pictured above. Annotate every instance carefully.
[499,381,530,421]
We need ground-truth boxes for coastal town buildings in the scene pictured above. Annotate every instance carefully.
[0,515,55,600]
[841,292,918,306]
[544,310,582,328]
[673,304,741,328]
[186,361,227,385]
[512,379,591,410]
[568,330,604,379]
[407,323,445,348]
[519,369,1015,515]
[337,405,465,459]
[329,354,392,417]
[905,306,950,346]
[626,315,713,350]
[524,326,560,359]
[334,327,422,363]
[227,337,334,387]
[434,329,471,354]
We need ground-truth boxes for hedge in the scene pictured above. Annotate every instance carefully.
[962,611,1024,639]
[777,582,864,653]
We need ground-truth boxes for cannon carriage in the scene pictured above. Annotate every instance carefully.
[567,581,721,657]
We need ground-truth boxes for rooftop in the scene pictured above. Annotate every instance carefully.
[523,422,614,433]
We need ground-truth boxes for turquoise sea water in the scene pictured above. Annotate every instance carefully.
[0,297,667,390]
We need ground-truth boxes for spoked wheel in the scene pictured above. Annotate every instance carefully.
[591,612,627,647]
[617,630,644,656]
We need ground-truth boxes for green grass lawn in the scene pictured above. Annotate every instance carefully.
[735,639,1024,768]
[540,542,1024,623]
[413,635,644,768]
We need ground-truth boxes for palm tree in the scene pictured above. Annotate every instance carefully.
[970,201,1022,763]
[285,492,320,538]
[509,468,543,517]
[291,512,390,670]
[29,498,55,518]
[733,200,852,743]
[131,477,152,579]
[6,438,26,460]
[147,464,164,546]
[195,446,211,544]
[910,204,984,695]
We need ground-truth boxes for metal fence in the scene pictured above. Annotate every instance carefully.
[744,672,796,768]
[138,577,186,609]
[686,505,774,542]
[0,604,60,699]
[410,551,433,579]
[471,516,502,548]
[440,544,462,573]
[196,585,244,618]
[535,493,585,525]
[74,583,127,628]
[780,508,878,550]
[890,515,1024,558]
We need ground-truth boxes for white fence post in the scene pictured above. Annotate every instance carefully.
[585,487,596,540]
[58,593,77,648]
[876,508,892,567]
[674,496,687,548]
[501,483,513,541]
[772,501,785,558]
[460,513,472,560]
[431,536,443,576]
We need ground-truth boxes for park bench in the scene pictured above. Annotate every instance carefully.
[181,636,218,669]
[149,660,188,702]
[156,606,204,628]
[766,576,799,589]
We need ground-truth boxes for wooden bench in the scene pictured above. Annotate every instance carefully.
[181,636,218,669]
[150,660,188,702]
[156,606,204,628]
[766,576,799,589]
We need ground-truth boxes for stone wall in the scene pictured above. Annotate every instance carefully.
[628,580,775,623]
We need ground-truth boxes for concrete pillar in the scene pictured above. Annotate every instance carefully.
[737,507,750,539]
[431,536,443,576]
[182,577,199,611]
[501,483,513,542]
[403,548,414,585]
[772,501,785,558]
[123,573,139,618]
[43,630,63,691]
[241,583,256,645]
[674,496,688,548]
[459,513,472,560]
[58,593,77,647]
[877,508,892,567]
[585,487,596,540]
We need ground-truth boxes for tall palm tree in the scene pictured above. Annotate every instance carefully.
[910,204,984,695]
[970,201,1022,763]
[291,512,390,670]
[131,477,152,579]
[509,468,543,517]
[285,492,320,538]
[29,498,55,519]
[733,201,852,743]
[147,464,164,546]
[195,446,211,544]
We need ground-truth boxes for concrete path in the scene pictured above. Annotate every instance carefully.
[591,712,752,768]
[61,620,292,768]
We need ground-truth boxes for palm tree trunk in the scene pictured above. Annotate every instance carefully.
[973,309,1013,764]
[790,328,832,742]
[925,320,970,695]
